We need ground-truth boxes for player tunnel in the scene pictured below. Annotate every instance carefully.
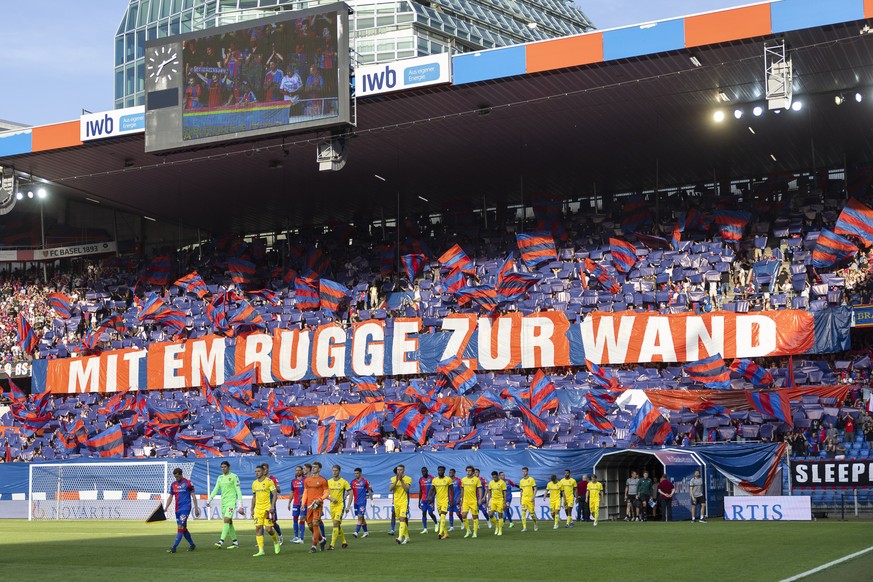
[593,449,710,521]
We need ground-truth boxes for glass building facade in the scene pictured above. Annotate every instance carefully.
[115,0,593,109]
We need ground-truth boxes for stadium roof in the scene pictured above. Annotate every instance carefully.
[4,1,873,233]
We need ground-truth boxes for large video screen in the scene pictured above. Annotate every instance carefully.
[145,3,349,153]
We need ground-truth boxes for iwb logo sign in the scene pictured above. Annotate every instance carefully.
[80,106,145,141]
[723,496,811,521]
[355,53,451,97]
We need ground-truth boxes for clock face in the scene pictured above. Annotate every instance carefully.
[147,45,180,82]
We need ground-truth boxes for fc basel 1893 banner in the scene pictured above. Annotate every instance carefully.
[791,460,873,489]
[31,309,846,394]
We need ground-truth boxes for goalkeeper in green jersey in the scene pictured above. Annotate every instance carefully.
[206,461,244,549]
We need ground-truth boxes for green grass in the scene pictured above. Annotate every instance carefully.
[0,519,871,581]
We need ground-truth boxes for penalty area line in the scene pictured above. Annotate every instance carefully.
[779,546,873,582]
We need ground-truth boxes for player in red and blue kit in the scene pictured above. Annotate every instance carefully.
[164,467,200,553]
[448,468,464,532]
[418,467,439,534]
[350,467,373,538]
[286,466,305,544]
[499,471,516,528]
[474,468,491,527]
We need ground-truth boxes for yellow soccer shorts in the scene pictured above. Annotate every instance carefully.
[462,501,478,516]
[550,503,561,516]
[436,502,449,515]
[521,499,535,514]
[330,505,344,522]
[394,502,409,519]
[254,509,270,527]
[489,500,504,513]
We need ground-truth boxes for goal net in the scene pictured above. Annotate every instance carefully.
[28,461,195,520]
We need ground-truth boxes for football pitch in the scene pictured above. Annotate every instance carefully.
[0,519,871,581]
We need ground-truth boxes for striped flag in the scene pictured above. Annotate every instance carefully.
[248,288,280,305]
[628,399,672,445]
[470,391,504,420]
[835,197,873,246]
[634,232,673,250]
[59,419,87,452]
[532,193,567,241]
[729,359,774,387]
[609,238,637,273]
[222,367,255,405]
[390,405,432,445]
[441,428,480,449]
[46,292,72,319]
[620,195,652,233]
[745,390,793,426]
[516,401,546,447]
[684,354,731,390]
[586,388,618,417]
[378,243,396,275]
[438,244,474,274]
[455,285,498,312]
[227,257,256,286]
[302,246,331,279]
[351,376,382,402]
[173,271,209,298]
[202,373,216,406]
[437,356,478,395]
[713,210,751,242]
[516,232,558,268]
[138,292,168,321]
[141,255,172,286]
[529,369,558,414]
[496,252,515,285]
[8,380,25,402]
[441,267,467,294]
[83,425,124,457]
[153,308,188,336]
[811,229,858,269]
[496,271,539,303]
[319,279,350,312]
[585,359,621,390]
[402,254,427,281]
[347,404,381,437]
[294,277,320,310]
[16,314,38,355]
[584,258,621,294]
[582,411,614,434]
[311,423,343,453]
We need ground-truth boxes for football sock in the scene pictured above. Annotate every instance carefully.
[172,530,183,550]
[182,530,193,545]
[331,528,338,547]
[439,515,446,536]
[268,531,278,544]
[355,523,361,534]
[294,518,300,538]
[362,523,368,533]
[449,513,454,527]
[319,522,325,537]
[505,510,512,523]
[422,514,428,530]
[339,528,346,544]
[473,519,479,533]
[390,515,396,531]
[256,535,264,551]
[522,512,527,529]
[228,523,236,540]
[220,523,229,541]
[272,523,282,537]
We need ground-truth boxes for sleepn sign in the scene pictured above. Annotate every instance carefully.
[791,460,873,488]
[34,309,822,393]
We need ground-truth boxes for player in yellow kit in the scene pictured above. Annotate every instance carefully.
[486,471,507,536]
[586,473,604,526]
[327,464,352,550]
[390,464,413,545]
[430,465,453,540]
[518,466,538,532]
[558,469,577,528]
[460,465,482,539]
[546,474,562,529]
[251,465,280,557]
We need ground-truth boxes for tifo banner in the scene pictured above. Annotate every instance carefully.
[0,241,117,263]
[791,460,873,488]
[33,309,846,394]
[723,496,811,521]
[852,304,873,328]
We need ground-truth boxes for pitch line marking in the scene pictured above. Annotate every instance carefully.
[779,545,873,582]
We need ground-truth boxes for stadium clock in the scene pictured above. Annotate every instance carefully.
[147,45,180,82]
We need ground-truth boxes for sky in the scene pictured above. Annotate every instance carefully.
[0,0,754,127]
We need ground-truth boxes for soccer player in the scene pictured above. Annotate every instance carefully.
[301,463,326,542]
[586,473,604,526]
[251,465,280,557]
[388,466,398,536]
[327,464,352,550]
[350,467,373,538]
[558,469,577,527]
[390,464,413,544]
[418,467,438,534]
[164,467,200,553]
[486,471,507,536]
[474,468,490,527]
[690,469,706,523]
[546,474,562,529]
[430,465,452,539]
[287,465,305,543]
[207,460,243,549]
[261,462,284,544]
[460,465,482,539]
[499,471,516,528]
[302,461,330,553]
[448,468,464,532]
[518,467,538,532]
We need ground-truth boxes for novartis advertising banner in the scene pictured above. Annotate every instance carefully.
[723,496,811,521]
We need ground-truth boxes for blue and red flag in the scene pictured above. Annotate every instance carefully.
[227,257,256,286]
[730,359,775,388]
[59,419,87,452]
[402,254,427,281]
[16,314,38,355]
[671,219,683,251]
[319,279,350,312]
[584,258,621,294]
[303,246,331,279]
[585,359,621,390]
[609,238,637,273]
[227,299,265,333]
[835,197,873,246]
[455,285,498,312]
[437,356,478,395]
[311,422,343,453]
[438,244,475,274]
[582,411,614,434]
[470,390,504,420]
[346,404,381,437]
[294,277,320,310]
[141,255,172,286]
[745,390,793,426]
[248,288,280,305]
[97,313,127,334]
[153,308,188,336]
[83,425,124,457]
[441,267,467,294]
[351,376,382,402]
[628,399,672,445]
[684,354,731,390]
[148,402,188,425]
[11,406,52,438]
[46,292,72,319]
[222,367,255,405]
[442,428,480,449]
[496,252,515,285]
[201,373,216,406]
[390,405,432,445]
[215,233,246,256]
[138,292,168,321]
[516,401,546,447]
[713,210,751,242]
[378,243,396,275]
[405,381,437,411]
[174,271,209,298]
[529,369,558,415]
[620,195,652,234]
[586,388,618,417]
[634,232,673,250]
[7,380,25,402]
[532,193,568,241]
[496,271,539,303]
[223,416,258,452]
[811,229,858,269]
[31,391,51,416]
[98,390,130,416]
[516,232,558,268]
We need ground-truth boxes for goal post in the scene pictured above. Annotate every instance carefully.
[28,461,195,521]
